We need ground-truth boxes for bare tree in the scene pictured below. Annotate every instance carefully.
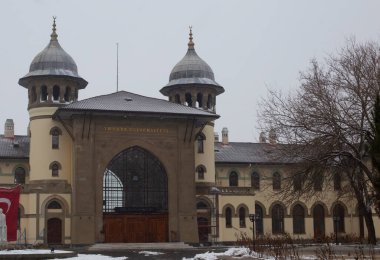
[258,39,380,244]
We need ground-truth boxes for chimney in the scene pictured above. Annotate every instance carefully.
[222,127,229,145]
[214,132,219,142]
[259,132,266,143]
[4,119,14,139]
[269,129,277,144]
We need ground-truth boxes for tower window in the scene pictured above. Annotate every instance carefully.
[14,167,26,184]
[207,94,213,109]
[64,87,71,102]
[196,134,205,153]
[50,127,62,149]
[49,161,62,177]
[196,165,206,180]
[53,85,60,101]
[196,93,203,108]
[31,86,37,103]
[41,86,48,101]
[174,94,181,104]
[185,93,193,107]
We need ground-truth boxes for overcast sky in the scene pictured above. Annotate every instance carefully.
[1,0,380,142]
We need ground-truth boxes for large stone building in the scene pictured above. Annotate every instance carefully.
[0,20,378,245]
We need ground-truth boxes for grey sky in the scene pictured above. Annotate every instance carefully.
[1,0,379,142]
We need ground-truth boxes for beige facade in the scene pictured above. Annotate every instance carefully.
[0,20,378,246]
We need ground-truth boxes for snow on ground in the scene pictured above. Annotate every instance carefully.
[51,254,127,260]
[0,249,72,254]
[0,249,127,259]
[138,250,164,256]
[182,247,275,260]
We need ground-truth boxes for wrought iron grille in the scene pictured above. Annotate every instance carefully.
[103,146,168,213]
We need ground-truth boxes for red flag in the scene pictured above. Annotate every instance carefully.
[0,186,21,241]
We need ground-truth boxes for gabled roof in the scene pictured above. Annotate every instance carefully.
[56,91,219,120]
[215,142,292,164]
[0,135,29,159]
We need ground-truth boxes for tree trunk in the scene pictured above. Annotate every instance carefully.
[363,208,377,244]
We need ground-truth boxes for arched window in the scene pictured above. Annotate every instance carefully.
[64,87,71,102]
[333,204,345,233]
[293,174,302,191]
[293,204,305,234]
[272,204,284,234]
[229,171,238,187]
[14,167,26,184]
[197,134,205,153]
[251,172,260,190]
[49,161,61,177]
[196,93,203,108]
[47,201,62,209]
[239,207,246,227]
[174,94,181,104]
[196,165,206,180]
[185,93,193,107]
[255,204,264,235]
[334,173,341,191]
[225,207,232,228]
[41,85,48,101]
[273,172,281,190]
[53,85,60,101]
[50,127,62,149]
[314,174,323,191]
[207,94,213,110]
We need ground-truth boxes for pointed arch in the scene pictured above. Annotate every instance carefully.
[103,146,168,213]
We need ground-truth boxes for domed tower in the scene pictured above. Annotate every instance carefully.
[160,28,224,184]
[18,18,87,182]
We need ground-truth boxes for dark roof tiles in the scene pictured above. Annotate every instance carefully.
[215,142,290,164]
[0,135,29,159]
[57,91,219,119]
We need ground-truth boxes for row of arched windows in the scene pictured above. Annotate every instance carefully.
[171,92,215,111]
[29,85,77,104]
[224,202,346,235]
[13,161,61,184]
[227,171,342,191]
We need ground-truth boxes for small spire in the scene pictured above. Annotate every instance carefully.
[188,26,194,49]
[50,16,58,41]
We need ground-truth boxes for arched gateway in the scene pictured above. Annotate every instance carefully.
[103,146,168,242]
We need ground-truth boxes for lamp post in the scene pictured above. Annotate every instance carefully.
[249,213,260,251]
[333,216,340,245]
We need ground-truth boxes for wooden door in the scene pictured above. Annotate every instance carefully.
[47,218,62,244]
[104,213,168,243]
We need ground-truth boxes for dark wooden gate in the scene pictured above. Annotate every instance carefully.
[104,213,168,243]
[47,218,62,244]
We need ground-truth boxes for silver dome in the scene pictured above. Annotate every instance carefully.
[19,19,87,88]
[161,30,224,95]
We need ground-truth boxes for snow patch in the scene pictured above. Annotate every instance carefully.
[0,249,72,255]
[182,247,260,260]
[52,254,127,260]
[138,250,164,256]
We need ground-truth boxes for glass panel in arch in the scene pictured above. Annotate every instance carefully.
[103,169,123,212]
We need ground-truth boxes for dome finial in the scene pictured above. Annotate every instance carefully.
[51,16,58,41]
[188,26,194,49]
